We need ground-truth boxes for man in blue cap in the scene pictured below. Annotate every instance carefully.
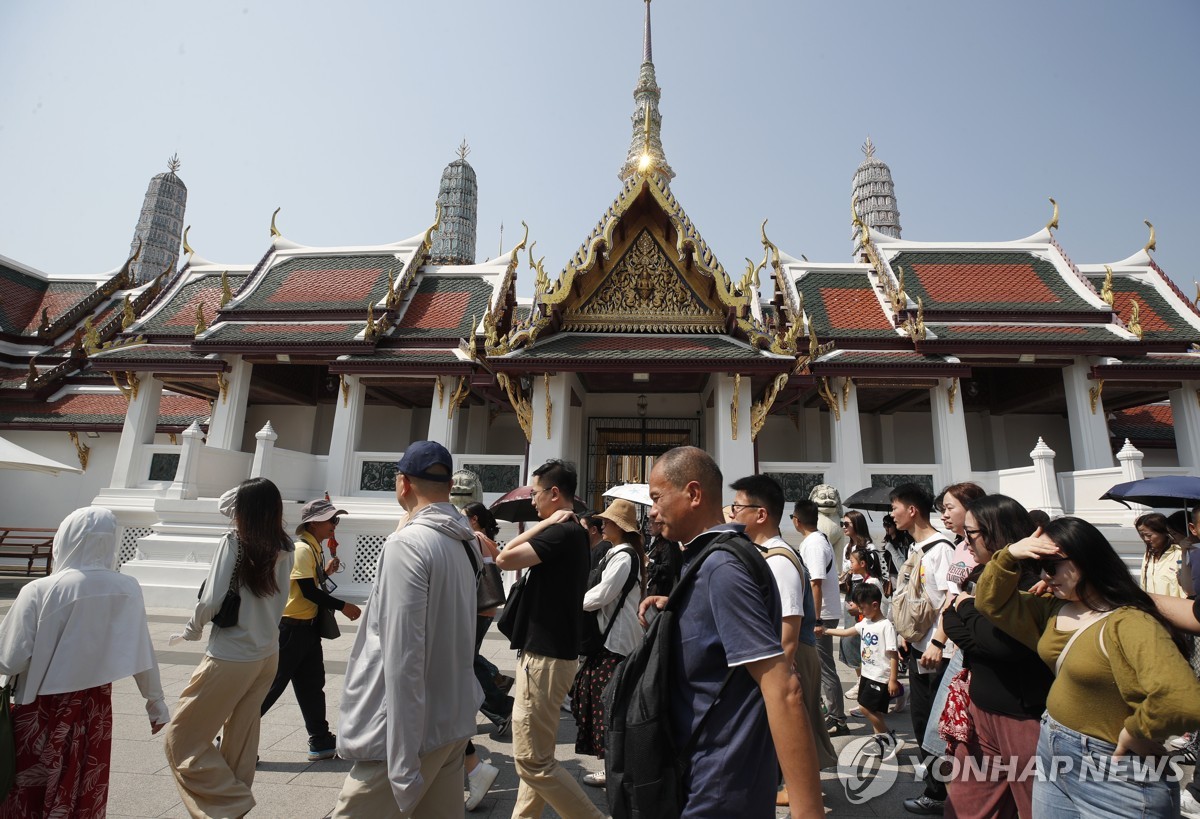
[331,441,483,817]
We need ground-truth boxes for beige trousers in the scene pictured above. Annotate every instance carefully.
[795,641,838,770]
[330,739,468,819]
[164,652,278,819]
[511,651,604,819]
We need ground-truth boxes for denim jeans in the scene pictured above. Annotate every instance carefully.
[920,648,964,757]
[1032,713,1180,818]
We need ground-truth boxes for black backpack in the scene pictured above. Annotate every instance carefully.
[602,531,774,819]
[581,545,639,657]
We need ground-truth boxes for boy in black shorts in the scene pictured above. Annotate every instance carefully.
[817,584,904,760]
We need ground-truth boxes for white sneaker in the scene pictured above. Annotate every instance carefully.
[1182,789,1200,819]
[465,762,499,811]
[882,732,904,762]
[845,682,860,700]
[583,770,606,787]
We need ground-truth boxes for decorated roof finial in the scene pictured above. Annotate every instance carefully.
[861,136,875,159]
[194,303,207,336]
[457,138,471,161]
[1143,219,1156,253]
[182,225,194,256]
[643,0,653,63]
[1129,298,1144,340]
[619,0,673,182]
[1046,198,1059,231]
[220,271,234,307]
[270,207,282,239]
[167,153,182,173]
[1101,265,1115,306]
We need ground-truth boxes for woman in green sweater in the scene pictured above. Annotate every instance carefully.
[975,516,1200,817]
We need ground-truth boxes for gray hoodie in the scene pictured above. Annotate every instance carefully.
[336,502,483,812]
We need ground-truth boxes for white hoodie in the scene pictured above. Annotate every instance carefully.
[0,506,169,725]
[337,502,483,812]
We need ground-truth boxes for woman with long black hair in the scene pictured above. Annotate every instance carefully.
[164,478,294,819]
[976,516,1200,816]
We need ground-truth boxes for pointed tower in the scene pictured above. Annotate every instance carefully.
[618,0,675,183]
[851,137,902,253]
[128,154,187,283]
[429,140,479,265]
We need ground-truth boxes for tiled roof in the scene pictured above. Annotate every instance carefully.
[1109,405,1174,443]
[229,254,403,313]
[889,251,1097,315]
[196,321,367,346]
[818,350,964,367]
[1103,354,1200,370]
[500,333,772,362]
[140,272,248,336]
[89,343,217,366]
[339,348,464,364]
[1084,275,1200,344]
[926,324,1127,343]
[0,262,97,335]
[0,392,210,429]
[393,276,492,338]
[795,271,897,339]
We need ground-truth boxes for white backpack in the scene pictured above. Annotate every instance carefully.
[890,539,951,641]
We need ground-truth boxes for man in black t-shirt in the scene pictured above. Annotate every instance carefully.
[496,460,602,819]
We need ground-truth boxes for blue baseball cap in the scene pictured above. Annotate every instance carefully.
[395,440,454,482]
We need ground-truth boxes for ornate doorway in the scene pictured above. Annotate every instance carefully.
[585,416,701,510]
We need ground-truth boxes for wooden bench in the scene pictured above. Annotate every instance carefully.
[0,528,55,576]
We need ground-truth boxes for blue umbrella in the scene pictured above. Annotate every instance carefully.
[1100,476,1200,509]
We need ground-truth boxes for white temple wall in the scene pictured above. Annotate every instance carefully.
[360,406,414,452]
[1140,448,1180,468]
[887,412,935,463]
[997,414,1075,472]
[487,415,527,457]
[311,403,335,456]
[965,411,997,471]
[756,416,805,462]
[240,405,317,454]
[0,429,119,527]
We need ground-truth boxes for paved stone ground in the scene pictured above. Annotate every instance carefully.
[0,576,948,817]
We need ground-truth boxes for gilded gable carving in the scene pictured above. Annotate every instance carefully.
[564,229,723,332]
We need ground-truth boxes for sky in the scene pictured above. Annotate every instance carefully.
[1,1,1197,299]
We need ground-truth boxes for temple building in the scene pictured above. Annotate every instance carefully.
[2,3,1199,602]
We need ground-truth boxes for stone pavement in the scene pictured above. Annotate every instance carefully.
[0,580,932,817]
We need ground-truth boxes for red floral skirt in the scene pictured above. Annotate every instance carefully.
[570,648,624,758]
[0,683,113,819]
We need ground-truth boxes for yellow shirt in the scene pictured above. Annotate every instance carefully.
[1140,544,1185,598]
[282,532,324,620]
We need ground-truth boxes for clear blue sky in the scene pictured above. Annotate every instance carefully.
[1,1,1197,298]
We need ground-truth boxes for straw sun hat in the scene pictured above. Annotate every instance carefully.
[595,499,640,535]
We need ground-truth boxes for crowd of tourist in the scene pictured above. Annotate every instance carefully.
[1,442,1200,818]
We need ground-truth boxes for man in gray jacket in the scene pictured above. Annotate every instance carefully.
[331,440,483,817]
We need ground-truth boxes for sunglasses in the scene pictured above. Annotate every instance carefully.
[329,516,341,527]
[1037,557,1068,576]
[729,503,763,516]
[840,521,852,528]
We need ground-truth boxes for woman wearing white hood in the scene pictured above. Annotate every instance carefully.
[0,506,169,818]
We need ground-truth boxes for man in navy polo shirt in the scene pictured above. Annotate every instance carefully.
[640,447,822,819]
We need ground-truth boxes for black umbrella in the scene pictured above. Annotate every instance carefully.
[843,486,894,512]
[489,486,589,522]
[1099,476,1200,510]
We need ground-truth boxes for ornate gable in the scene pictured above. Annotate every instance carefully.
[563,228,724,333]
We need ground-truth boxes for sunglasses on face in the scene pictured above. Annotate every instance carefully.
[1037,557,1067,576]
[329,516,341,527]
[840,521,852,528]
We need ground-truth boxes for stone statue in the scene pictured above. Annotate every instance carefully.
[450,468,483,512]
[809,483,846,558]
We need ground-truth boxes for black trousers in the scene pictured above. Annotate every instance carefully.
[908,653,949,801]
[260,618,330,741]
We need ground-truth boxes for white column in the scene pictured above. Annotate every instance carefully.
[206,356,253,451]
[464,403,489,454]
[1062,358,1113,470]
[326,375,366,496]
[250,421,278,479]
[110,373,163,488]
[1029,437,1064,517]
[1115,439,1148,522]
[1169,382,1200,470]
[804,407,823,462]
[827,377,867,495]
[527,373,572,471]
[426,375,462,450]
[165,421,204,500]
[710,374,754,491]
[931,377,973,487]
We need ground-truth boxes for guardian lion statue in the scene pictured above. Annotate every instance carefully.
[809,483,846,557]
[450,468,483,512]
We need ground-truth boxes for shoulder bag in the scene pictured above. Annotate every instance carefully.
[197,536,242,628]
[581,546,639,657]
[311,541,341,640]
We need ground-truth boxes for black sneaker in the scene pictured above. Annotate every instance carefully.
[825,719,850,737]
[308,733,338,761]
[902,796,945,815]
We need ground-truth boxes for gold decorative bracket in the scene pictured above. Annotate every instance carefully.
[340,374,350,407]
[1128,298,1144,340]
[731,374,742,441]
[112,371,141,402]
[904,297,926,341]
[751,372,790,441]
[364,300,378,342]
[1100,266,1115,306]
[947,377,959,414]
[68,431,90,471]
[83,316,101,355]
[215,370,229,403]
[194,304,207,336]
[121,295,135,330]
[496,373,532,442]
[819,377,841,422]
[841,377,852,411]
[448,375,471,419]
[1089,379,1105,414]
[220,271,234,307]
[544,373,554,439]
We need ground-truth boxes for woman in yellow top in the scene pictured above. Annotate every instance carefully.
[1136,512,1185,597]
[975,516,1200,817]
